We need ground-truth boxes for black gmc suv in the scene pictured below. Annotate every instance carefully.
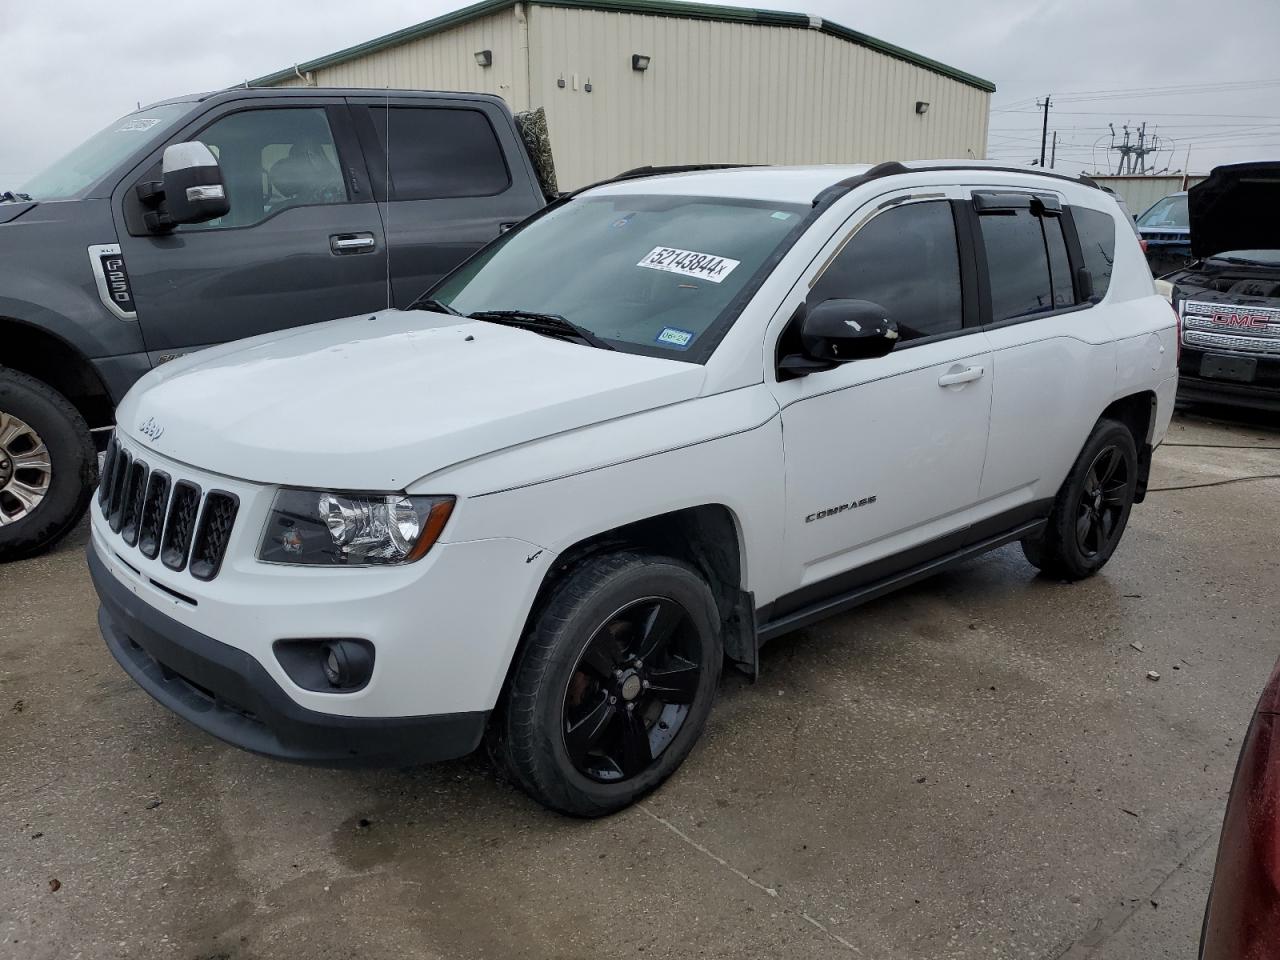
[1166,162,1280,412]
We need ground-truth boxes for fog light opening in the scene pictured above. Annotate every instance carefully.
[321,640,373,690]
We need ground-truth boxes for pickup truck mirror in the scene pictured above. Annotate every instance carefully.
[779,299,899,377]
[138,142,229,232]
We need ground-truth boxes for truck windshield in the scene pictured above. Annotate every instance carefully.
[18,103,189,201]
[1137,195,1189,229]
[428,193,808,359]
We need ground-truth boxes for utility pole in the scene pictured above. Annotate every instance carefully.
[1037,95,1052,167]
[1050,131,1057,169]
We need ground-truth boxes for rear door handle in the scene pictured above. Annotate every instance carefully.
[330,233,376,254]
[938,364,985,387]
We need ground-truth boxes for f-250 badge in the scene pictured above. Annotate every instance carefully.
[806,496,876,522]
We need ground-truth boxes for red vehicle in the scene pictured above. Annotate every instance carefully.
[1201,655,1280,958]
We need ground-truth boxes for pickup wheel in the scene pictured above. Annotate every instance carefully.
[1022,419,1138,581]
[501,552,722,817]
[0,369,96,562]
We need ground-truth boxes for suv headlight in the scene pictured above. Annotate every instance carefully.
[258,490,455,566]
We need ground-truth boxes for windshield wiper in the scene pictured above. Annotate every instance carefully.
[469,310,613,350]
[409,296,461,316]
[0,191,32,203]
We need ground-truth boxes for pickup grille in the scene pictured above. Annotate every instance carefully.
[1181,300,1280,357]
[99,436,239,581]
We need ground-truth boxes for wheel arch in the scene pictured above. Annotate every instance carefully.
[502,504,756,711]
[1099,390,1157,502]
[0,316,114,431]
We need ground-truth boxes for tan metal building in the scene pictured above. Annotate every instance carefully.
[252,0,994,189]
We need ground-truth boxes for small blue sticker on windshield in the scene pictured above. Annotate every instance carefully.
[656,327,695,349]
[611,213,635,228]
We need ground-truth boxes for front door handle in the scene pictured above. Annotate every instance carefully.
[938,364,985,387]
[330,233,376,254]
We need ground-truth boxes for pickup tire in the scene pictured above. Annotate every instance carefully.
[501,551,722,817]
[1022,419,1138,581]
[0,368,96,562]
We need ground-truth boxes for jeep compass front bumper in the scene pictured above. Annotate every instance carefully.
[89,546,488,766]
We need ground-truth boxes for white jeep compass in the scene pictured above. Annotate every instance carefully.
[90,161,1178,816]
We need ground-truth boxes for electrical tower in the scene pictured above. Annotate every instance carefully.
[1109,122,1163,174]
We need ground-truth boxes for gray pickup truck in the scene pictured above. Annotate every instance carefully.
[0,87,548,561]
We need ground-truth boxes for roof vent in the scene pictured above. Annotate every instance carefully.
[808,15,823,28]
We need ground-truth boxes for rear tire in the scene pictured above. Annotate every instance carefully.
[0,368,96,562]
[1021,419,1138,581]
[500,551,722,817]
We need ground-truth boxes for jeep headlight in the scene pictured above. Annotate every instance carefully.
[259,490,455,566]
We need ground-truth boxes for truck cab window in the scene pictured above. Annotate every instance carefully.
[184,108,347,230]
[810,200,964,341]
[366,106,510,200]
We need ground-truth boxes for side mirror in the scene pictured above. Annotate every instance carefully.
[779,299,899,377]
[137,142,229,232]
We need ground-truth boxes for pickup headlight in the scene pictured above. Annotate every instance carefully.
[258,490,455,566]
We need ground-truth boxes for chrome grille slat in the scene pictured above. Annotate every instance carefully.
[1183,329,1280,356]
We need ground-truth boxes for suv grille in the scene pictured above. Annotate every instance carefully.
[1182,300,1280,357]
[99,440,238,581]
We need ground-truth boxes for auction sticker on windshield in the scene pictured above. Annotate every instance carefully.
[637,247,741,283]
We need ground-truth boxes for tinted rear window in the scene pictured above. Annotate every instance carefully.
[1072,207,1117,300]
[368,106,510,200]
[979,208,1055,321]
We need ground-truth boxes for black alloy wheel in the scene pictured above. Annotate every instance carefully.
[562,596,702,782]
[1076,445,1130,558]
[1022,418,1138,581]
[499,551,722,817]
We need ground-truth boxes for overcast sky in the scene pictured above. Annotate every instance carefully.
[2,0,1278,186]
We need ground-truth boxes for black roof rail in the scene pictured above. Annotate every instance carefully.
[613,163,759,181]
[811,161,1105,208]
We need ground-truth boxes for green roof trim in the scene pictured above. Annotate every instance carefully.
[249,0,995,93]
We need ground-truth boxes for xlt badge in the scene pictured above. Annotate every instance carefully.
[806,496,877,523]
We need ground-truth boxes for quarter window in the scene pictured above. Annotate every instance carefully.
[810,200,964,341]
[186,108,347,230]
[1072,207,1117,300]
[367,107,510,200]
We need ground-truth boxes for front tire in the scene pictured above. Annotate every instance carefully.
[501,552,722,817]
[0,369,96,562]
[1022,418,1138,581]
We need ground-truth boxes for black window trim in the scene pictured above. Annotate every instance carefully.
[968,188,1098,329]
[803,194,977,354]
[123,101,367,237]
[351,101,513,203]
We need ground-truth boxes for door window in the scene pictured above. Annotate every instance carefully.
[367,106,510,200]
[978,207,1056,321]
[185,107,347,230]
[1072,207,1116,299]
[810,200,964,341]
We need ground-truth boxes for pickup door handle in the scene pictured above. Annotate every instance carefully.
[938,364,985,387]
[330,233,376,254]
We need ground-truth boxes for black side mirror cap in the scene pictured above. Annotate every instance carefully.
[778,299,900,380]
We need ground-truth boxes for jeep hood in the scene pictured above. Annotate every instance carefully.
[116,309,706,489]
[1189,162,1280,259]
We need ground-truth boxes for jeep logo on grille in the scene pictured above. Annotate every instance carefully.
[138,417,165,441]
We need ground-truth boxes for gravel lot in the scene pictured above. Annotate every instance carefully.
[2,409,1278,960]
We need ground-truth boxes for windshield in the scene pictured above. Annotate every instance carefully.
[17,103,189,201]
[1137,195,1188,229]
[429,194,808,359]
